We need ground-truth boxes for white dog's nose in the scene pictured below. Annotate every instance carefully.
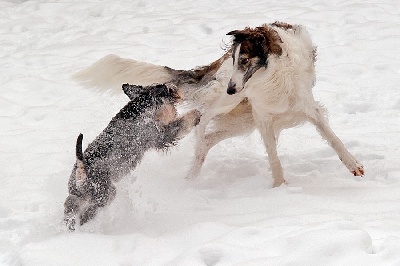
[227,81,236,95]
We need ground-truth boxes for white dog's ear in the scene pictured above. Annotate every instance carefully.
[256,26,283,56]
[122,83,143,100]
[227,29,251,43]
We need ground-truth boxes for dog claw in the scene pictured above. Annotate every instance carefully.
[351,163,364,176]
[352,163,364,177]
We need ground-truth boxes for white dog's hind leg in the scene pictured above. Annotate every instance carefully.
[306,105,364,176]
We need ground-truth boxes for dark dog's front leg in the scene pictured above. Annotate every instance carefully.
[161,109,201,146]
[177,109,201,138]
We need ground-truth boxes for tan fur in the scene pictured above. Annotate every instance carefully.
[156,104,177,125]
[75,160,87,189]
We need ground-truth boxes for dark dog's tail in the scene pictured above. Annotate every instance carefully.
[74,133,87,190]
[76,133,84,161]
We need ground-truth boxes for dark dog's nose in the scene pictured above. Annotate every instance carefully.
[227,81,236,95]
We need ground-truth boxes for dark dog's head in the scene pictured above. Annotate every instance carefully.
[122,83,183,125]
[122,83,182,104]
[226,25,283,95]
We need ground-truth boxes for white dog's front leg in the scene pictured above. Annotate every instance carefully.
[255,115,286,187]
[185,119,208,179]
[186,94,245,179]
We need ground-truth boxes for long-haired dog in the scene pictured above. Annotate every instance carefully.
[64,83,200,231]
[74,22,364,187]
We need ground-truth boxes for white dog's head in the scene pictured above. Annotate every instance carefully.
[226,26,283,95]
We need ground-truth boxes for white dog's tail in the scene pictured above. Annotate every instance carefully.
[73,55,173,94]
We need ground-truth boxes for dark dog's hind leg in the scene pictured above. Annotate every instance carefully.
[64,194,81,231]
[79,204,99,226]
[79,182,117,226]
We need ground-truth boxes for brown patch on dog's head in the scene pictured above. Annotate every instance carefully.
[227,25,283,61]
[256,26,283,56]
[271,21,294,31]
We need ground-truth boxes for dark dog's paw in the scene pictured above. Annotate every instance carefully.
[64,216,76,232]
[185,109,201,127]
[174,109,202,140]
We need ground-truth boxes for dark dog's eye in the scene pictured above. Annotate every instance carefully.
[240,58,249,65]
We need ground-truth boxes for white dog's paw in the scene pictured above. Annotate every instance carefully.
[351,162,364,176]
[342,155,364,177]
[273,177,287,188]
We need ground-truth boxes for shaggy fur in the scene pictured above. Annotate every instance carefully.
[64,83,200,231]
[74,22,364,187]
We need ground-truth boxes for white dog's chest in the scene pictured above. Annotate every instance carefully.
[245,83,292,114]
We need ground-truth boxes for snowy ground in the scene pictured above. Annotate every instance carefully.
[1,0,400,265]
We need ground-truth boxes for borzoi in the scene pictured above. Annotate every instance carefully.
[74,21,364,187]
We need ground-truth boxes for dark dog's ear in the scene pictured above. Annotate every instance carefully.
[122,83,143,100]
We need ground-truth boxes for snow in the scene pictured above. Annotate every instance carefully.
[1,0,400,265]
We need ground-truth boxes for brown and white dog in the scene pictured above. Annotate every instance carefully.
[74,22,364,187]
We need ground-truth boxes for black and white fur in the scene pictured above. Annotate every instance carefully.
[74,22,364,187]
[64,83,200,231]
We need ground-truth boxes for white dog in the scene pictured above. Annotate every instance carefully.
[74,21,364,187]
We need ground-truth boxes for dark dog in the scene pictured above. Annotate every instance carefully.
[64,83,200,231]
